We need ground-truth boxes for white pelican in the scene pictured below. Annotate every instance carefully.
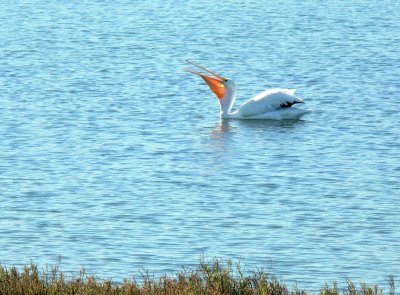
[186,60,311,120]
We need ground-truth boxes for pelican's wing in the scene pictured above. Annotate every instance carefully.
[238,88,303,117]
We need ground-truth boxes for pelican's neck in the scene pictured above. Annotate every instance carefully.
[219,83,237,117]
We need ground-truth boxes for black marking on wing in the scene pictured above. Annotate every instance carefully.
[280,101,303,108]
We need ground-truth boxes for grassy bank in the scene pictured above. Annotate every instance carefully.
[0,259,395,295]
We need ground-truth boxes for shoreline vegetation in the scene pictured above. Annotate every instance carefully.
[0,259,395,295]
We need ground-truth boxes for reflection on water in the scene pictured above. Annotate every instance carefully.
[213,119,234,134]
[208,120,235,155]
[215,118,306,133]
[238,118,307,130]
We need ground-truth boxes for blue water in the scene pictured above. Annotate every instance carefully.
[1,0,399,291]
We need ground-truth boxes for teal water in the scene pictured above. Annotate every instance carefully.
[1,0,399,291]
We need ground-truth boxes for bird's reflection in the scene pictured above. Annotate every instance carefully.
[208,118,307,153]
[239,118,304,129]
[208,120,235,153]
[214,119,234,133]
[214,118,305,133]
[205,118,308,177]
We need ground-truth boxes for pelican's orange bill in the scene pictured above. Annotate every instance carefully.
[185,60,226,99]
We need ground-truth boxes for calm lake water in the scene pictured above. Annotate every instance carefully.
[1,0,399,291]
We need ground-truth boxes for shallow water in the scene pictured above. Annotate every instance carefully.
[1,0,399,291]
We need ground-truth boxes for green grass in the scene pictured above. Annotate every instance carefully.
[0,259,395,295]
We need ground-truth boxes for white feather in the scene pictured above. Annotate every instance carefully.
[238,88,303,118]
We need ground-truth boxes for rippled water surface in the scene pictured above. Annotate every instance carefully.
[1,0,399,291]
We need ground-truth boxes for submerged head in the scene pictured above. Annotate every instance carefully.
[185,60,235,100]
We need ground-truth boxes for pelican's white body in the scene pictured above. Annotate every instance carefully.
[224,106,310,120]
[218,80,311,120]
